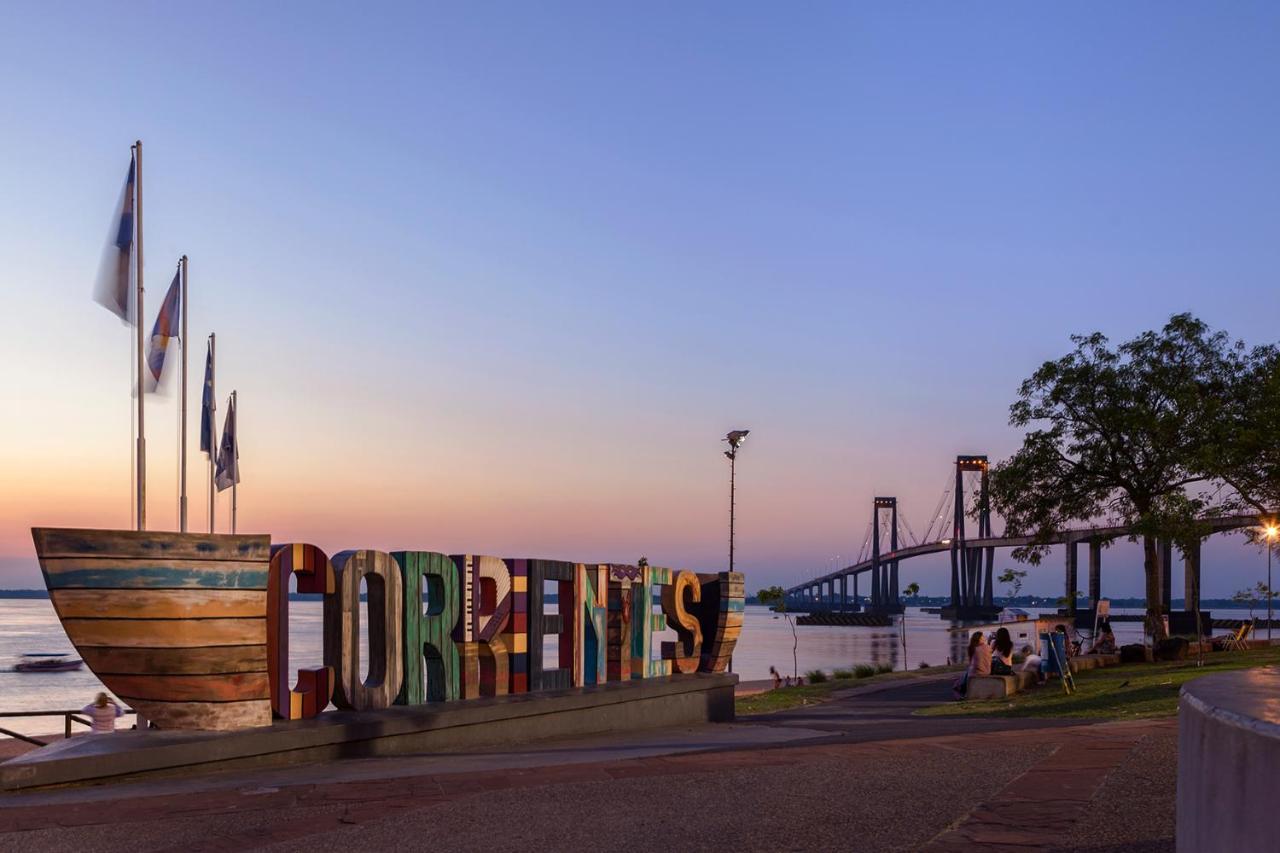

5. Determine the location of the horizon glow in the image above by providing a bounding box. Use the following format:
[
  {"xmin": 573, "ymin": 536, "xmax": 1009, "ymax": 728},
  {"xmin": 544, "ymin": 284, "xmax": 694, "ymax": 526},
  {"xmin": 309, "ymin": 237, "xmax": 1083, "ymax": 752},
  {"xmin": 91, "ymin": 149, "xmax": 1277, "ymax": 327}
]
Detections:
[{"xmin": 1, "ymin": 4, "xmax": 1278, "ymax": 598}]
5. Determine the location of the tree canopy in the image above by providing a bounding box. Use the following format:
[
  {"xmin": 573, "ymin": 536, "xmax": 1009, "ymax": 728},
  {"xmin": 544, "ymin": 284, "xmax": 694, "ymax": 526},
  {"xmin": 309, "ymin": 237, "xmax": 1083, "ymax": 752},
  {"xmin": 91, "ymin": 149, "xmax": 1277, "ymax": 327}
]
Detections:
[
  {"xmin": 990, "ymin": 314, "xmax": 1269, "ymax": 637},
  {"xmin": 1203, "ymin": 344, "xmax": 1280, "ymax": 524}
]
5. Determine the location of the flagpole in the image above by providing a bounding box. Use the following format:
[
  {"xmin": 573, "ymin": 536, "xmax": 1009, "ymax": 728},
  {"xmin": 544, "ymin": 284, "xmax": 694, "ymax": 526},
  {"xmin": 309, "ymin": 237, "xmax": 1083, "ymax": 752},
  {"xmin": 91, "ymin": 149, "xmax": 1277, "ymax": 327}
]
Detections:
[
  {"xmin": 230, "ymin": 390, "xmax": 237, "ymax": 535},
  {"xmin": 134, "ymin": 140, "xmax": 146, "ymax": 532},
  {"xmin": 209, "ymin": 333, "xmax": 216, "ymax": 534},
  {"xmin": 179, "ymin": 255, "xmax": 189, "ymax": 533}
]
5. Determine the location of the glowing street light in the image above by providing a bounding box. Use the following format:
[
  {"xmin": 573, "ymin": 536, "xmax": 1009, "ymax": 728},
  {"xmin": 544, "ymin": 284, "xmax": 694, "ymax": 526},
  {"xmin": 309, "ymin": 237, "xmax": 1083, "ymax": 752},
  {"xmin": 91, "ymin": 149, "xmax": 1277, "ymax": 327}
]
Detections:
[
  {"xmin": 723, "ymin": 429, "xmax": 749, "ymax": 573},
  {"xmin": 1266, "ymin": 523, "xmax": 1279, "ymax": 643}
]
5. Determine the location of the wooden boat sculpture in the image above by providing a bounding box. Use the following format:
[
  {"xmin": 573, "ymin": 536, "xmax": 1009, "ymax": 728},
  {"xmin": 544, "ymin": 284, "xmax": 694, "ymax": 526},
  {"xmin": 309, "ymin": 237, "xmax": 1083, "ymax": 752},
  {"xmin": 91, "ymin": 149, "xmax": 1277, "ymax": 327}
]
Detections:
[{"xmin": 32, "ymin": 527, "xmax": 272, "ymax": 731}]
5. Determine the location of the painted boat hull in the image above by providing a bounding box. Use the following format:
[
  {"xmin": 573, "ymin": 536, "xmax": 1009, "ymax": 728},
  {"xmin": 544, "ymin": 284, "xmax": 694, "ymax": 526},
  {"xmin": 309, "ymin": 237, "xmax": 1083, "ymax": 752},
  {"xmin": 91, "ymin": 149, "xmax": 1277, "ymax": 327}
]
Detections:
[{"xmin": 32, "ymin": 527, "xmax": 273, "ymax": 731}]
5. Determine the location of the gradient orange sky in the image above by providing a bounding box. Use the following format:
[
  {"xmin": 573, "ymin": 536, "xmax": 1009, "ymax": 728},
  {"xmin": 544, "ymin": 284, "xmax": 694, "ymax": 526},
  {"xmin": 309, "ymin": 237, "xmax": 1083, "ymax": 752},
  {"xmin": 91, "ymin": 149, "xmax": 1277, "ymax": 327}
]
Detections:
[{"xmin": 2, "ymin": 5, "xmax": 1277, "ymax": 596}]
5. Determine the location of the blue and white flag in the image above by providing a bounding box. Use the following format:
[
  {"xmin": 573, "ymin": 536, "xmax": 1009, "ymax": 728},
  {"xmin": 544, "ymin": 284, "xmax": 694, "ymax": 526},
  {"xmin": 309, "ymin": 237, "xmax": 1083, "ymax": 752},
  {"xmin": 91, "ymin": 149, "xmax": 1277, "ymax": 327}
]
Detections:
[
  {"xmin": 93, "ymin": 156, "xmax": 136, "ymax": 322},
  {"xmin": 215, "ymin": 393, "xmax": 239, "ymax": 492},
  {"xmin": 200, "ymin": 339, "xmax": 215, "ymax": 455},
  {"xmin": 144, "ymin": 269, "xmax": 181, "ymax": 391}
]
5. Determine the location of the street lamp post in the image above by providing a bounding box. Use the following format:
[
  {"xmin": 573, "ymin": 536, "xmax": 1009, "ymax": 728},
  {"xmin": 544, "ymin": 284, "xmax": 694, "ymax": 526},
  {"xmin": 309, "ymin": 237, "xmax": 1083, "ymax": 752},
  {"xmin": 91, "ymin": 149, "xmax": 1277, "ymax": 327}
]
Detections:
[
  {"xmin": 1267, "ymin": 525, "xmax": 1278, "ymax": 644},
  {"xmin": 724, "ymin": 430, "xmax": 749, "ymax": 573}
]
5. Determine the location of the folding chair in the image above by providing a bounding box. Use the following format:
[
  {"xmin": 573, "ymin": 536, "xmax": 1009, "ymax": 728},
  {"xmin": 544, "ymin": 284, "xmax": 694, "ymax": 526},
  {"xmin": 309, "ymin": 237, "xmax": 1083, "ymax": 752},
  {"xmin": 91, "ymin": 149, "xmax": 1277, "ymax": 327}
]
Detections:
[{"xmin": 1223, "ymin": 619, "xmax": 1255, "ymax": 652}]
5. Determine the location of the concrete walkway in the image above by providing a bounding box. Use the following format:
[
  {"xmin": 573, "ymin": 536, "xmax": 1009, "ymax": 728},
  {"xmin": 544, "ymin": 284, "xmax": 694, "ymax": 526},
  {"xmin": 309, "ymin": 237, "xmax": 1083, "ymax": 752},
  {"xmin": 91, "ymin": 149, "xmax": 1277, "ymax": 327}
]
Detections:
[{"xmin": 0, "ymin": 677, "xmax": 1177, "ymax": 852}]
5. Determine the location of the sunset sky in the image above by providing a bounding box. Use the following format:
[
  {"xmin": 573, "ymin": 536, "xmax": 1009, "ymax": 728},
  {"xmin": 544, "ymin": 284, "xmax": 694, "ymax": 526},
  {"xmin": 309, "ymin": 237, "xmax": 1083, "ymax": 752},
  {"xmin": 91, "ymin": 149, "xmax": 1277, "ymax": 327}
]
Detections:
[{"xmin": 1, "ymin": 4, "xmax": 1277, "ymax": 597}]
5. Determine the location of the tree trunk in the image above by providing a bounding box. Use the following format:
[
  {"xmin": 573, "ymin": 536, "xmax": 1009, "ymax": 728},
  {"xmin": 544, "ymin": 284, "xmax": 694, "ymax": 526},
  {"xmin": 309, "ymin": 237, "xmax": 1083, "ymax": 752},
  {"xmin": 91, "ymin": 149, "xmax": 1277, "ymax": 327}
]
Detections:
[{"xmin": 1143, "ymin": 535, "xmax": 1168, "ymax": 641}]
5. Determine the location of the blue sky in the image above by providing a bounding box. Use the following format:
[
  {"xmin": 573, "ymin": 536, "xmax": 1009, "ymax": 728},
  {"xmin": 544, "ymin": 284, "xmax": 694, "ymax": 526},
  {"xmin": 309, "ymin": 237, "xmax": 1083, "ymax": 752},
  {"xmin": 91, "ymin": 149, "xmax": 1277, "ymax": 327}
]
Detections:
[{"xmin": 0, "ymin": 3, "xmax": 1277, "ymax": 597}]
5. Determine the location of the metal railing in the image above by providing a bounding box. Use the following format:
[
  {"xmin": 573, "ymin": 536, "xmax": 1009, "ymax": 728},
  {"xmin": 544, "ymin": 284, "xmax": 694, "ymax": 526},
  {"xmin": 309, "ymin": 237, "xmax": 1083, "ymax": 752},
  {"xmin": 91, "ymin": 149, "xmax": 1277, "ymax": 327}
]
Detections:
[{"xmin": 0, "ymin": 708, "xmax": 136, "ymax": 747}]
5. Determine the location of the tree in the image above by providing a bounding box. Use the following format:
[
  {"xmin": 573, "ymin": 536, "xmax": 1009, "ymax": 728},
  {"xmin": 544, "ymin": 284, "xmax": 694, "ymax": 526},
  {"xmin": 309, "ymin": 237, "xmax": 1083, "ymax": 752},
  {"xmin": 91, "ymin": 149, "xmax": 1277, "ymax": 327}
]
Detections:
[
  {"xmin": 990, "ymin": 314, "xmax": 1242, "ymax": 640},
  {"xmin": 1201, "ymin": 344, "xmax": 1280, "ymax": 526},
  {"xmin": 900, "ymin": 583, "xmax": 920, "ymax": 671},
  {"xmin": 998, "ymin": 568, "xmax": 1027, "ymax": 600},
  {"xmin": 756, "ymin": 586, "xmax": 786, "ymax": 609}
]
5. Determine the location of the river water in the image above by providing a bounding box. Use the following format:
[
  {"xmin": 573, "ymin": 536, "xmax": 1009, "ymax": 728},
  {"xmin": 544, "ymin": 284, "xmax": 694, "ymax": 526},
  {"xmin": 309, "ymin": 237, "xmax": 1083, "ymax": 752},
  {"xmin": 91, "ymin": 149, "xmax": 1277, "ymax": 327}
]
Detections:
[{"xmin": 0, "ymin": 600, "xmax": 1240, "ymax": 737}]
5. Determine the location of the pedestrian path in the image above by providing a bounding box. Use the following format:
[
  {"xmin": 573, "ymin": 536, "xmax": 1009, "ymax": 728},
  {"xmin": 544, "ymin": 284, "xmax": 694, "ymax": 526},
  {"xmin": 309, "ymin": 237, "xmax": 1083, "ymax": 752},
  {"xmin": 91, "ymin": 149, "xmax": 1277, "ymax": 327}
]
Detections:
[{"xmin": 0, "ymin": 678, "xmax": 1177, "ymax": 851}]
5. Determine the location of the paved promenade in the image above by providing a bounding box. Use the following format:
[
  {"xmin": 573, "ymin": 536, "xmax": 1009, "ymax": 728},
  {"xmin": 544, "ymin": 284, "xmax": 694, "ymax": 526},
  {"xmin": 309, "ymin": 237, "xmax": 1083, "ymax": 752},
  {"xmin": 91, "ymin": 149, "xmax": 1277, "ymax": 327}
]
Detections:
[{"xmin": 0, "ymin": 677, "xmax": 1176, "ymax": 852}]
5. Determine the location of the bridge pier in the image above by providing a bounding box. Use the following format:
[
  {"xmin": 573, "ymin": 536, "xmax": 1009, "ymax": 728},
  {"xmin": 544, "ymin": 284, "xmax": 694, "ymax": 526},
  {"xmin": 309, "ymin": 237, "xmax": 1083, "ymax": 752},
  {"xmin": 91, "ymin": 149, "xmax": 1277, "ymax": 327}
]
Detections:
[{"xmin": 1089, "ymin": 539, "xmax": 1102, "ymax": 610}]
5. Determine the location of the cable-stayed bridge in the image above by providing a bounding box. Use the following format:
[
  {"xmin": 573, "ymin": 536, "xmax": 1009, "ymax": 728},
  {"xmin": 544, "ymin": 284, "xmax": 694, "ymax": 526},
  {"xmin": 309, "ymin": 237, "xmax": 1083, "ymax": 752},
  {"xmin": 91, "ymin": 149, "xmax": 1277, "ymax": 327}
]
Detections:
[{"xmin": 785, "ymin": 454, "xmax": 1267, "ymax": 624}]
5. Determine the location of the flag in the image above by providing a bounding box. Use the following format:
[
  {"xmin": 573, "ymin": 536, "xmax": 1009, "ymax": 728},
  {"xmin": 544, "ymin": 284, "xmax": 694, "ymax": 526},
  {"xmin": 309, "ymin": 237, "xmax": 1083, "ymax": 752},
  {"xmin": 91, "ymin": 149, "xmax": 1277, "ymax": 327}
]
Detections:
[
  {"xmin": 144, "ymin": 269, "xmax": 181, "ymax": 391},
  {"xmin": 215, "ymin": 394, "xmax": 239, "ymax": 492},
  {"xmin": 93, "ymin": 156, "xmax": 136, "ymax": 321},
  {"xmin": 200, "ymin": 340, "xmax": 215, "ymax": 455}
]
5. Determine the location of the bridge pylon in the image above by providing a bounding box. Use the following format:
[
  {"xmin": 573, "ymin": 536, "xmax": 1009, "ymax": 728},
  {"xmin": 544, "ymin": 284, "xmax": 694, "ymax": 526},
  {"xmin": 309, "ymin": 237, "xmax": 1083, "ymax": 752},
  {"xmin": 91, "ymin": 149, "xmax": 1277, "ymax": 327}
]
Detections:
[
  {"xmin": 941, "ymin": 455, "xmax": 1002, "ymax": 621},
  {"xmin": 867, "ymin": 496, "xmax": 904, "ymax": 614}
]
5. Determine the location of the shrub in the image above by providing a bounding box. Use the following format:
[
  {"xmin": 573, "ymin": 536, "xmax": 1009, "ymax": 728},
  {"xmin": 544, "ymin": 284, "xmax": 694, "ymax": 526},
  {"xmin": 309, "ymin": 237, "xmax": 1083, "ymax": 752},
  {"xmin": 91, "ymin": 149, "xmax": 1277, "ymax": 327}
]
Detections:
[
  {"xmin": 833, "ymin": 668, "xmax": 854, "ymax": 680},
  {"xmin": 854, "ymin": 664, "xmax": 876, "ymax": 678},
  {"xmin": 805, "ymin": 669, "xmax": 828, "ymax": 683},
  {"xmin": 918, "ymin": 661, "xmax": 930, "ymax": 669},
  {"xmin": 875, "ymin": 663, "xmax": 894, "ymax": 674}
]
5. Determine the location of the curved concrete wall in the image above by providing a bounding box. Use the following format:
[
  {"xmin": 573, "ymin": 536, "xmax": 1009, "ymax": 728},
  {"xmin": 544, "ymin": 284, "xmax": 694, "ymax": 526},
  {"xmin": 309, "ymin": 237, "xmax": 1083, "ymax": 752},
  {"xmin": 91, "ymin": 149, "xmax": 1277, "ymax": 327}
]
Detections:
[{"xmin": 1177, "ymin": 667, "xmax": 1280, "ymax": 852}]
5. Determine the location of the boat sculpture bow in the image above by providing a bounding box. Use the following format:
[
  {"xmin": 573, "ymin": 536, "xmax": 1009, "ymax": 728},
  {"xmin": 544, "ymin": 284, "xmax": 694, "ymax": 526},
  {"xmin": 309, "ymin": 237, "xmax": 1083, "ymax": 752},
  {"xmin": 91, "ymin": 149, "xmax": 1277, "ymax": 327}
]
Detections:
[{"xmin": 32, "ymin": 527, "xmax": 272, "ymax": 731}]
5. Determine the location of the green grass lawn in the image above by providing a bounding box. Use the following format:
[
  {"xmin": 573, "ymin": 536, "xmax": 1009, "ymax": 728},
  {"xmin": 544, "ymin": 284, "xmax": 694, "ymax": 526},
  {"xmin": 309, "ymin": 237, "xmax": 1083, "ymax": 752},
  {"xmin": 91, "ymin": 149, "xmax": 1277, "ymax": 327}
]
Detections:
[
  {"xmin": 736, "ymin": 666, "xmax": 959, "ymax": 715},
  {"xmin": 915, "ymin": 646, "xmax": 1280, "ymax": 720}
]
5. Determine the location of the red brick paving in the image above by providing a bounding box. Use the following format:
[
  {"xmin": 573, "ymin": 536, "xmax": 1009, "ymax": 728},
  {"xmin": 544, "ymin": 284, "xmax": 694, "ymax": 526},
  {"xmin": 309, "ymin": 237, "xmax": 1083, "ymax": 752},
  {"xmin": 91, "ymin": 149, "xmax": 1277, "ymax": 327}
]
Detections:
[
  {"xmin": 0, "ymin": 718, "xmax": 1176, "ymax": 851},
  {"xmin": 920, "ymin": 720, "xmax": 1174, "ymax": 851}
]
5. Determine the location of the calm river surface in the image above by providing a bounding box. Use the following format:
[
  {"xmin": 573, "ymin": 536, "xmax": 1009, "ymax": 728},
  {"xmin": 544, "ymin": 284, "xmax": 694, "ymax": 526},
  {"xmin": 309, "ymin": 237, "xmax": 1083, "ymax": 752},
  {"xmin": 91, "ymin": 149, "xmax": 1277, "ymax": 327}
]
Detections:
[{"xmin": 0, "ymin": 600, "xmax": 1237, "ymax": 736}]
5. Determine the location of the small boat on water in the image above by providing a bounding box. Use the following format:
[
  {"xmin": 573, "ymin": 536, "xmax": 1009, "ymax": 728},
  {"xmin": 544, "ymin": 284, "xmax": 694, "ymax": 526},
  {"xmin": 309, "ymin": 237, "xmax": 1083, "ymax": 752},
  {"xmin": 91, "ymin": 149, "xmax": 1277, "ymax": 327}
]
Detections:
[
  {"xmin": 31, "ymin": 527, "xmax": 273, "ymax": 731},
  {"xmin": 14, "ymin": 653, "xmax": 83, "ymax": 673}
]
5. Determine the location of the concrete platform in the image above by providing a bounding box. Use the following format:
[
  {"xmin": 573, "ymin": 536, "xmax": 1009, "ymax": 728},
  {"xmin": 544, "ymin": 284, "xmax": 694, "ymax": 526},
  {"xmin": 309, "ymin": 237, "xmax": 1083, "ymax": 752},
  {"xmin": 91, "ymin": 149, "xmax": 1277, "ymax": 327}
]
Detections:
[
  {"xmin": 1177, "ymin": 666, "xmax": 1280, "ymax": 852},
  {"xmin": 1, "ymin": 673, "xmax": 735, "ymax": 791}
]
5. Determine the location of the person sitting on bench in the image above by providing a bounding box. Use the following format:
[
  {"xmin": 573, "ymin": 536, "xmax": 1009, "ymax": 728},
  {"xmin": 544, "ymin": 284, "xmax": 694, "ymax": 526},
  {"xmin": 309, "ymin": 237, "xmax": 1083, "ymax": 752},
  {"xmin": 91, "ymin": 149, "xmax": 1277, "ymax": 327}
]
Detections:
[
  {"xmin": 1091, "ymin": 620, "xmax": 1117, "ymax": 654},
  {"xmin": 953, "ymin": 631, "xmax": 991, "ymax": 699},
  {"xmin": 991, "ymin": 627, "xmax": 1015, "ymax": 675}
]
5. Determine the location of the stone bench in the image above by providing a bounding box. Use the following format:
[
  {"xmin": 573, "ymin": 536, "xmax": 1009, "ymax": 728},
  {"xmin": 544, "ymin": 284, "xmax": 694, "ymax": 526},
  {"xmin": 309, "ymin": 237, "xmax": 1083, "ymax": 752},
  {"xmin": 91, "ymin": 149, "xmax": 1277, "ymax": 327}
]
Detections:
[
  {"xmin": 966, "ymin": 669, "xmax": 1039, "ymax": 699},
  {"xmin": 965, "ymin": 654, "xmax": 1121, "ymax": 700}
]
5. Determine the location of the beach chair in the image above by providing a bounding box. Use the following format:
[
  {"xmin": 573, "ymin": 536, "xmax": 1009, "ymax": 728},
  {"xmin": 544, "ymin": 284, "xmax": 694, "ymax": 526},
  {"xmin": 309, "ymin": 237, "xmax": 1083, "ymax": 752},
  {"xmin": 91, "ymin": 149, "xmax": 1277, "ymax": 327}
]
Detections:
[
  {"xmin": 1039, "ymin": 632, "xmax": 1075, "ymax": 695},
  {"xmin": 1222, "ymin": 619, "xmax": 1255, "ymax": 652}
]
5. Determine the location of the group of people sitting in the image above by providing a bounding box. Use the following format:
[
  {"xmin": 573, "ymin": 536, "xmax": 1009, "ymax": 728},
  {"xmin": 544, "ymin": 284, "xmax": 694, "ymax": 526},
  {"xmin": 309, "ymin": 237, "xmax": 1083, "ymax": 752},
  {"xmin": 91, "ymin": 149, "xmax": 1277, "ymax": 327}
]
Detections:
[{"xmin": 952, "ymin": 620, "xmax": 1116, "ymax": 699}]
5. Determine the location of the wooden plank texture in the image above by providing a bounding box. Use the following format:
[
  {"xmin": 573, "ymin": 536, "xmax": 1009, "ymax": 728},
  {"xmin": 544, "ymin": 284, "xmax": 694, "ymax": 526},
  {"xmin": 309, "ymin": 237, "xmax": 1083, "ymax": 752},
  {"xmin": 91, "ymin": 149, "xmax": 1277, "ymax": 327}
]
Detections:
[
  {"xmin": 267, "ymin": 543, "xmax": 334, "ymax": 719},
  {"xmin": 41, "ymin": 558, "xmax": 269, "ymax": 590},
  {"xmin": 660, "ymin": 570, "xmax": 703, "ymax": 674},
  {"xmin": 78, "ymin": 645, "xmax": 267, "ymax": 675},
  {"xmin": 33, "ymin": 527, "xmax": 271, "ymax": 561},
  {"xmin": 103, "ymin": 673, "xmax": 270, "ymax": 702},
  {"xmin": 325, "ymin": 549, "xmax": 405, "ymax": 711},
  {"xmin": 61, "ymin": 617, "xmax": 265, "ymax": 649},
  {"xmin": 51, "ymin": 589, "xmax": 264, "ymax": 619},
  {"xmin": 393, "ymin": 550, "xmax": 461, "ymax": 705},
  {"xmin": 109, "ymin": 698, "xmax": 271, "ymax": 732}
]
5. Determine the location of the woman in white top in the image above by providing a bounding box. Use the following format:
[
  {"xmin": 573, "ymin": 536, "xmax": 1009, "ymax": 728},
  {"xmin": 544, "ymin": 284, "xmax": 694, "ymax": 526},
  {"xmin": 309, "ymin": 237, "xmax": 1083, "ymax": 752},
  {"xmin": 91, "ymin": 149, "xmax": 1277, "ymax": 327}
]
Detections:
[{"xmin": 81, "ymin": 692, "xmax": 125, "ymax": 734}]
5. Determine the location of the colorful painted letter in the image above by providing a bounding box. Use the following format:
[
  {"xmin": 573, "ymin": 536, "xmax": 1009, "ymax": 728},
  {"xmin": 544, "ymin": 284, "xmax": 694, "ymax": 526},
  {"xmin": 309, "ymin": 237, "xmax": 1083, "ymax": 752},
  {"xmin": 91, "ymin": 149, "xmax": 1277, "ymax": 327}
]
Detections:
[
  {"xmin": 267, "ymin": 543, "xmax": 336, "ymax": 719},
  {"xmin": 393, "ymin": 550, "xmax": 461, "ymax": 704},
  {"xmin": 324, "ymin": 549, "xmax": 405, "ymax": 711}
]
